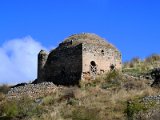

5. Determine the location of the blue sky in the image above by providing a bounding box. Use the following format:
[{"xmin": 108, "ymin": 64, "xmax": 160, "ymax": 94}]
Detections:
[{"xmin": 0, "ymin": 0, "xmax": 160, "ymax": 84}]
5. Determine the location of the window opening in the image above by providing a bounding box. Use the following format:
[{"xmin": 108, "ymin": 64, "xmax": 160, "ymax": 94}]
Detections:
[
  {"xmin": 101, "ymin": 50, "xmax": 104, "ymax": 55},
  {"xmin": 110, "ymin": 64, "xmax": 115, "ymax": 71}
]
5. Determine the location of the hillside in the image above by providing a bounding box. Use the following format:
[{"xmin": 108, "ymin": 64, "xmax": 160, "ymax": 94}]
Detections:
[
  {"xmin": 123, "ymin": 54, "xmax": 160, "ymax": 77},
  {"xmin": 0, "ymin": 54, "xmax": 160, "ymax": 120}
]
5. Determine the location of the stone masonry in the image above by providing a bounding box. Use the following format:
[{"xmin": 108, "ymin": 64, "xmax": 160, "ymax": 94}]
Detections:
[{"xmin": 37, "ymin": 33, "xmax": 122, "ymax": 85}]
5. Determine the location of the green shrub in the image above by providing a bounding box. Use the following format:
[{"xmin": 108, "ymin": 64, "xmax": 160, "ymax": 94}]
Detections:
[
  {"xmin": 2, "ymin": 101, "xmax": 18, "ymax": 117},
  {"xmin": 43, "ymin": 96, "xmax": 55, "ymax": 105},
  {"xmin": 104, "ymin": 70, "xmax": 122, "ymax": 81},
  {"xmin": 18, "ymin": 97, "xmax": 44, "ymax": 117},
  {"xmin": 0, "ymin": 85, "xmax": 10, "ymax": 94},
  {"xmin": 101, "ymin": 70, "xmax": 122, "ymax": 89},
  {"xmin": 67, "ymin": 98, "xmax": 78, "ymax": 105},
  {"xmin": 0, "ymin": 96, "xmax": 44, "ymax": 119},
  {"xmin": 124, "ymin": 98, "xmax": 156, "ymax": 120}
]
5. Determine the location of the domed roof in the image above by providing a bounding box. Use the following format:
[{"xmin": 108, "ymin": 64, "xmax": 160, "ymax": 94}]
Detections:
[
  {"xmin": 49, "ymin": 33, "xmax": 119, "ymax": 57},
  {"xmin": 63, "ymin": 33, "xmax": 108, "ymax": 45}
]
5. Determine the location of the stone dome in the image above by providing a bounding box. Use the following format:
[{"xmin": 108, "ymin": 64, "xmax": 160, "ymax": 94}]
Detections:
[{"xmin": 63, "ymin": 33, "xmax": 108, "ymax": 45}]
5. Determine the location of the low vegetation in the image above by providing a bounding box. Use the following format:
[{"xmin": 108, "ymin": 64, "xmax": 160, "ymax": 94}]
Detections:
[
  {"xmin": 0, "ymin": 84, "xmax": 10, "ymax": 94},
  {"xmin": 123, "ymin": 54, "xmax": 160, "ymax": 77},
  {"xmin": 0, "ymin": 54, "xmax": 160, "ymax": 120}
]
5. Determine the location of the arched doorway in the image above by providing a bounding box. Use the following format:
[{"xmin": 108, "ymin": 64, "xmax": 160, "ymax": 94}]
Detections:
[{"xmin": 90, "ymin": 61, "xmax": 97, "ymax": 79}]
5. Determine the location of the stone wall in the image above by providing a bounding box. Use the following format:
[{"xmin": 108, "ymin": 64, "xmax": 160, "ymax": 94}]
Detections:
[
  {"xmin": 37, "ymin": 50, "xmax": 48, "ymax": 83},
  {"xmin": 82, "ymin": 43, "xmax": 122, "ymax": 80},
  {"xmin": 7, "ymin": 82, "xmax": 61, "ymax": 99},
  {"xmin": 42, "ymin": 44, "xmax": 83, "ymax": 85}
]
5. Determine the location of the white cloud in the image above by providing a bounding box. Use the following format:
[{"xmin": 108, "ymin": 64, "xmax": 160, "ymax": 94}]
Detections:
[{"xmin": 0, "ymin": 36, "xmax": 48, "ymax": 85}]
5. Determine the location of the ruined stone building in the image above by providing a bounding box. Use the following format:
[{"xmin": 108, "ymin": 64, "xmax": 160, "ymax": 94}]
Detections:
[{"xmin": 37, "ymin": 33, "xmax": 122, "ymax": 85}]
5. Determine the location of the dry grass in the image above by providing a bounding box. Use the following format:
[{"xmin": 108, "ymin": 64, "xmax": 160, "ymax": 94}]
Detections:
[
  {"xmin": 1, "ymin": 81, "xmax": 159, "ymax": 120},
  {"xmin": 1, "ymin": 66, "xmax": 160, "ymax": 119},
  {"xmin": 123, "ymin": 54, "xmax": 160, "ymax": 77}
]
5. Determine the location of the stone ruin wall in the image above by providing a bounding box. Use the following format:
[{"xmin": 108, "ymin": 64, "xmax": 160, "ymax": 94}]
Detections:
[
  {"xmin": 82, "ymin": 43, "xmax": 122, "ymax": 80},
  {"xmin": 37, "ymin": 50, "xmax": 48, "ymax": 83},
  {"xmin": 37, "ymin": 34, "xmax": 122, "ymax": 85},
  {"xmin": 43, "ymin": 44, "xmax": 83, "ymax": 85}
]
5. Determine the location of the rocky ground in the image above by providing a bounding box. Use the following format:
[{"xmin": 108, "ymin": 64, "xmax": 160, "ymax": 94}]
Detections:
[{"xmin": 7, "ymin": 82, "xmax": 61, "ymax": 99}]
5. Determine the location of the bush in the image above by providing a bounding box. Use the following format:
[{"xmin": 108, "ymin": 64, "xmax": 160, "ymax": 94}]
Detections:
[
  {"xmin": 43, "ymin": 96, "xmax": 55, "ymax": 105},
  {"xmin": 67, "ymin": 98, "xmax": 78, "ymax": 105},
  {"xmin": 0, "ymin": 85, "xmax": 10, "ymax": 94},
  {"xmin": 18, "ymin": 97, "xmax": 45, "ymax": 117},
  {"xmin": 104, "ymin": 70, "xmax": 122, "ymax": 81},
  {"xmin": 101, "ymin": 70, "xmax": 122, "ymax": 89},
  {"xmin": 0, "ymin": 96, "xmax": 44, "ymax": 119},
  {"xmin": 80, "ymin": 70, "xmax": 122, "ymax": 89},
  {"xmin": 2, "ymin": 101, "xmax": 18, "ymax": 117},
  {"xmin": 124, "ymin": 98, "xmax": 156, "ymax": 120}
]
